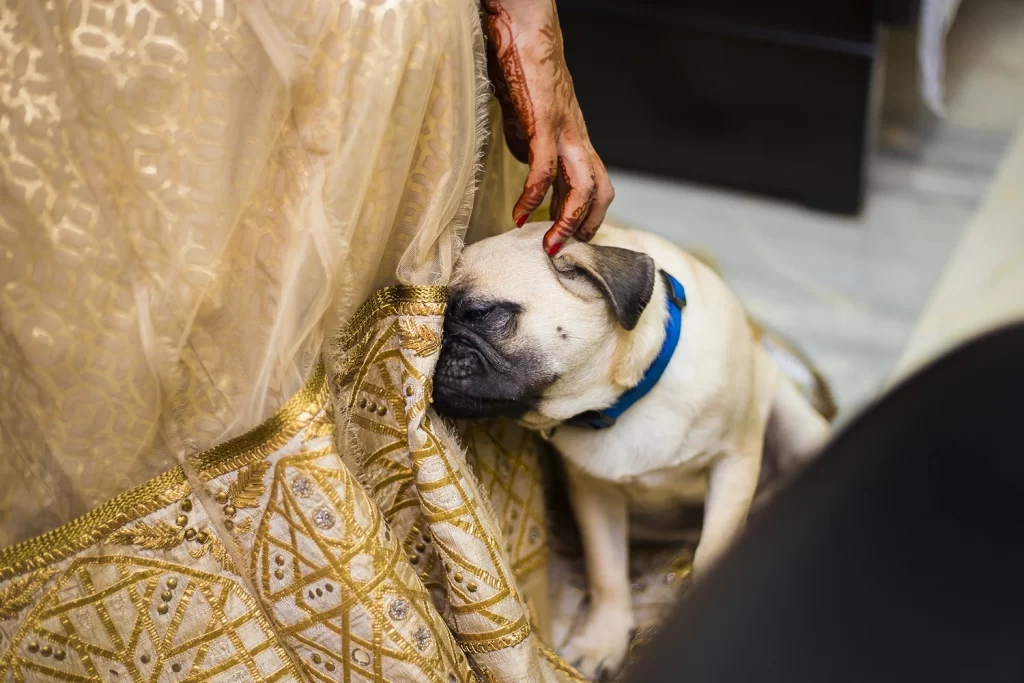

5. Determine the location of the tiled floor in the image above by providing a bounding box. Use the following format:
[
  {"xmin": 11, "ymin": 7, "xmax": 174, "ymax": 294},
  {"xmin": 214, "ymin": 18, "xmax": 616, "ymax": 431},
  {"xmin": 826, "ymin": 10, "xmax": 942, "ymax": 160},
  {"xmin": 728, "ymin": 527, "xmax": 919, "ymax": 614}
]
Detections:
[{"xmin": 606, "ymin": 0, "xmax": 1024, "ymax": 422}]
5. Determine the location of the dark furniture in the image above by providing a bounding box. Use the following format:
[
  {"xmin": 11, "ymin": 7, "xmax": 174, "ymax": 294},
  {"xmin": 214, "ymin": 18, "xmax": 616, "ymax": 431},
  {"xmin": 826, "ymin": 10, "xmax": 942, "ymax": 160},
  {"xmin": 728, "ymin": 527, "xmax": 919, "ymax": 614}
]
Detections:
[
  {"xmin": 558, "ymin": 1, "xmax": 919, "ymax": 215},
  {"xmin": 627, "ymin": 322, "xmax": 1024, "ymax": 682}
]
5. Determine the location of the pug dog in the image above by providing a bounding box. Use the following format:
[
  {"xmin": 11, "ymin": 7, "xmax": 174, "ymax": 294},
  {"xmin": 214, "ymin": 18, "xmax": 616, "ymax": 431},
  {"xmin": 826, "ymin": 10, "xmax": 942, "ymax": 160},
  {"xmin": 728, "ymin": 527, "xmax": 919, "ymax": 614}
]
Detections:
[{"xmin": 433, "ymin": 222, "xmax": 831, "ymax": 679}]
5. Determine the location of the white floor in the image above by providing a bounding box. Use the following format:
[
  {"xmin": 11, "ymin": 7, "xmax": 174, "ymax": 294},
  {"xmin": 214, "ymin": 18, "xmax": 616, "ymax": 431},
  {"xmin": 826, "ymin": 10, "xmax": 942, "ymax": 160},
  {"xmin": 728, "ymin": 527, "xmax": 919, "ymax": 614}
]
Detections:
[{"xmin": 607, "ymin": 0, "xmax": 1024, "ymax": 421}]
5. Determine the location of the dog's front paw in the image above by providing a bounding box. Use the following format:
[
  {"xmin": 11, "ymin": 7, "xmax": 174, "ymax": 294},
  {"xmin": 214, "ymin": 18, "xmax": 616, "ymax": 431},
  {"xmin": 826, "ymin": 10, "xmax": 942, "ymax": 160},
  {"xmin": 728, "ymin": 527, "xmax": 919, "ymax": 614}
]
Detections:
[{"xmin": 560, "ymin": 607, "xmax": 636, "ymax": 681}]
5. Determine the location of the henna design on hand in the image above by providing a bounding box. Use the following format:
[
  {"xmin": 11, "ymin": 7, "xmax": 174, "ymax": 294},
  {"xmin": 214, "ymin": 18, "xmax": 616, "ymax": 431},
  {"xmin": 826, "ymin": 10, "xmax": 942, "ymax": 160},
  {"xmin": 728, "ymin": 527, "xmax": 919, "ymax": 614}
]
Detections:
[
  {"xmin": 484, "ymin": 1, "xmax": 534, "ymax": 164},
  {"xmin": 537, "ymin": 10, "xmax": 573, "ymax": 105},
  {"xmin": 483, "ymin": 0, "xmax": 614, "ymax": 248}
]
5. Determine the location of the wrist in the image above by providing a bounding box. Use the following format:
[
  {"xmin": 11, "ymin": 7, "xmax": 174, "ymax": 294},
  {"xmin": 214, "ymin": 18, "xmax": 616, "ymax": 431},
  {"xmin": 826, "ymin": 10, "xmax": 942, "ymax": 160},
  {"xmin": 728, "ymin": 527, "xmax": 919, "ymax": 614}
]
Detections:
[{"xmin": 483, "ymin": 0, "xmax": 555, "ymax": 39}]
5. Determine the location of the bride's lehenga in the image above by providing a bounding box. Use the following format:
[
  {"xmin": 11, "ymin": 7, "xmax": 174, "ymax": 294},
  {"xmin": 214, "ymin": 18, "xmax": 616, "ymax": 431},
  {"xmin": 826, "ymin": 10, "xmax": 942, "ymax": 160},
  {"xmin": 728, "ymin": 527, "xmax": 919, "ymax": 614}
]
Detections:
[{"xmin": 0, "ymin": 2, "xmax": 834, "ymax": 680}]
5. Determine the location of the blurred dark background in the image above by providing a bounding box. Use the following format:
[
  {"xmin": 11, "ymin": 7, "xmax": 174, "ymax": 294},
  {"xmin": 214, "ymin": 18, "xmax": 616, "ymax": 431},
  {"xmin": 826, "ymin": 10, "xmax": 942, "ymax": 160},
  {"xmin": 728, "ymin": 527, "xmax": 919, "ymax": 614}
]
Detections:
[{"xmin": 559, "ymin": 0, "xmax": 920, "ymax": 215}]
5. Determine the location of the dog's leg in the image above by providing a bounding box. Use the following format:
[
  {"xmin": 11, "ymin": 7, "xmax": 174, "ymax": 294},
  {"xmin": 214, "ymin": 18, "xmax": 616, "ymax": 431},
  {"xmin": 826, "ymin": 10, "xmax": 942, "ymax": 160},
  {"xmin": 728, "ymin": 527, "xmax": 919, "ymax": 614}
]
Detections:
[
  {"xmin": 560, "ymin": 464, "xmax": 636, "ymax": 681},
  {"xmin": 766, "ymin": 377, "xmax": 832, "ymax": 468},
  {"xmin": 692, "ymin": 451, "xmax": 761, "ymax": 576}
]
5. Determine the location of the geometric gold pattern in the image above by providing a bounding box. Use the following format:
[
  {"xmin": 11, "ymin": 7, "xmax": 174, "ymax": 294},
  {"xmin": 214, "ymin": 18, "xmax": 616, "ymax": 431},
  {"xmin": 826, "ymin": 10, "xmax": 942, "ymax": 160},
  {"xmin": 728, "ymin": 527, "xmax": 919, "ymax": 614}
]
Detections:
[
  {"xmin": 2, "ymin": 556, "xmax": 298, "ymax": 682},
  {"xmin": 0, "ymin": 282, "xmax": 691, "ymax": 683},
  {"xmin": 327, "ymin": 286, "xmax": 540, "ymax": 678}
]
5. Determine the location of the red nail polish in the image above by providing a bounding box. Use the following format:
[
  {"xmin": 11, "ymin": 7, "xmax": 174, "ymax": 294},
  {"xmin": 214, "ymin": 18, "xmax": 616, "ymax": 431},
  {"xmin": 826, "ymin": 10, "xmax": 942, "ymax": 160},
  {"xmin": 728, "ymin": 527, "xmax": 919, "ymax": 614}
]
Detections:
[
  {"xmin": 546, "ymin": 242, "xmax": 562, "ymax": 256},
  {"xmin": 515, "ymin": 214, "xmax": 528, "ymax": 228}
]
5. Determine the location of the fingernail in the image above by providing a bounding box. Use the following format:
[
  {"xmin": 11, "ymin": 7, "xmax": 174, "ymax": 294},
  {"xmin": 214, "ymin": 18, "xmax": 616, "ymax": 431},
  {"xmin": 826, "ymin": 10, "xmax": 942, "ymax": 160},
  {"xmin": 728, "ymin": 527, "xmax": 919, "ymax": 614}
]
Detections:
[
  {"xmin": 546, "ymin": 242, "xmax": 562, "ymax": 257},
  {"xmin": 515, "ymin": 214, "xmax": 528, "ymax": 228}
]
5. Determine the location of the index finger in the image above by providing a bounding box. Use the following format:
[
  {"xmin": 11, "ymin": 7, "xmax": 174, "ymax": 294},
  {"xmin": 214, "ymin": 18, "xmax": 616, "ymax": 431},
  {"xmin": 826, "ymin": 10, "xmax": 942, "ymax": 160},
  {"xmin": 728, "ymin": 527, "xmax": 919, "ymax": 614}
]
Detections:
[{"xmin": 543, "ymin": 155, "xmax": 596, "ymax": 255}]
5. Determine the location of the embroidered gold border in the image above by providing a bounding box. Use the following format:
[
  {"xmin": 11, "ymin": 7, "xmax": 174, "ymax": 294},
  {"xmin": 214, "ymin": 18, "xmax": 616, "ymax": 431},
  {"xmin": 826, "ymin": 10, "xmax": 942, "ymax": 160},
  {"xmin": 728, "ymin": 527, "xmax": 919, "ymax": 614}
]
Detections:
[
  {"xmin": 188, "ymin": 361, "xmax": 329, "ymax": 478},
  {"xmin": 0, "ymin": 360, "xmax": 328, "ymax": 580},
  {"xmin": 538, "ymin": 643, "xmax": 588, "ymax": 683},
  {"xmin": 0, "ymin": 286, "xmax": 446, "ymax": 580},
  {"xmin": 333, "ymin": 285, "xmax": 448, "ymax": 348},
  {"xmin": 0, "ymin": 468, "xmax": 191, "ymax": 580},
  {"xmin": 456, "ymin": 619, "xmax": 532, "ymax": 654}
]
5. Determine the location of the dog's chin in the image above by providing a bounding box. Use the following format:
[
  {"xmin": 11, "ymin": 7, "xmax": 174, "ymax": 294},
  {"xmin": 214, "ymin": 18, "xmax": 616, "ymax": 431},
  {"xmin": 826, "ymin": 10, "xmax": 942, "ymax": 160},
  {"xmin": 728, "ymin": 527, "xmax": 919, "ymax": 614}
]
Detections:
[{"xmin": 431, "ymin": 380, "xmax": 534, "ymax": 420}]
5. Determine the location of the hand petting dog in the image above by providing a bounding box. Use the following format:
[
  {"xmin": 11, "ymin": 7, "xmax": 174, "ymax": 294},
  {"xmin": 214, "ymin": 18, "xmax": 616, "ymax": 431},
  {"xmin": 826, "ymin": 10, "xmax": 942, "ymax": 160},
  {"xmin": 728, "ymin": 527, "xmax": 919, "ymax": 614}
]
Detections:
[{"xmin": 483, "ymin": 0, "xmax": 614, "ymax": 255}]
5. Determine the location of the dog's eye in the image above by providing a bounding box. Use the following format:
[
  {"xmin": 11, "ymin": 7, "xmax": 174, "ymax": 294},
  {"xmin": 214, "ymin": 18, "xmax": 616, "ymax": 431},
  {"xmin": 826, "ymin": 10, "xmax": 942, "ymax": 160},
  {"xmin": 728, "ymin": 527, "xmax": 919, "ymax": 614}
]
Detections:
[{"xmin": 462, "ymin": 305, "xmax": 495, "ymax": 323}]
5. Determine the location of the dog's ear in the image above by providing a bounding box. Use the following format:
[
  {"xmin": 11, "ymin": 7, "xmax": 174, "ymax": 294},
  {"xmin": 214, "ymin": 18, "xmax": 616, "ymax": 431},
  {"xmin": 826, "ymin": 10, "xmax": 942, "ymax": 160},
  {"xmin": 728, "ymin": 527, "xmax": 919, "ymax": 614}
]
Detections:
[{"xmin": 553, "ymin": 242, "xmax": 656, "ymax": 330}]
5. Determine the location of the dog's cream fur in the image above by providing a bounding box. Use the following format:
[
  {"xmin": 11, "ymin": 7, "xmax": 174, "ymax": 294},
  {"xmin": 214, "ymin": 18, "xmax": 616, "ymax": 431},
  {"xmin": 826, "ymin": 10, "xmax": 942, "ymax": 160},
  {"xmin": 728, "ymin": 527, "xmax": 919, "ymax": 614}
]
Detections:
[{"xmin": 443, "ymin": 222, "xmax": 831, "ymax": 678}]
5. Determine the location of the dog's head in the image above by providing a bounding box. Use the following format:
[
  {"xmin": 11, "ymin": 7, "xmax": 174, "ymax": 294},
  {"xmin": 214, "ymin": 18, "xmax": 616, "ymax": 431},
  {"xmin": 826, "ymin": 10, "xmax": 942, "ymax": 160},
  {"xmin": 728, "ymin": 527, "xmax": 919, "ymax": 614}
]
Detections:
[{"xmin": 433, "ymin": 224, "xmax": 657, "ymax": 429}]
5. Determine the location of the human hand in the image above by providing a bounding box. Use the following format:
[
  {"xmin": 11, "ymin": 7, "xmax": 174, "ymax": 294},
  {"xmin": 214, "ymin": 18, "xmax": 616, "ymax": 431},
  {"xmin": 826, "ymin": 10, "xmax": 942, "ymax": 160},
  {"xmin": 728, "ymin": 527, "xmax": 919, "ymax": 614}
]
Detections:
[{"xmin": 483, "ymin": 0, "xmax": 614, "ymax": 255}]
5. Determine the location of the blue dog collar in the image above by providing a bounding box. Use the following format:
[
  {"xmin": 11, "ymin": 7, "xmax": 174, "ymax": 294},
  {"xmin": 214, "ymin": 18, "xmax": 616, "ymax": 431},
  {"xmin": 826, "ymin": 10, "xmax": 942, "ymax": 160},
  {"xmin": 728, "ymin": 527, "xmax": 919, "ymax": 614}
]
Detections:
[{"xmin": 565, "ymin": 269, "xmax": 686, "ymax": 430}]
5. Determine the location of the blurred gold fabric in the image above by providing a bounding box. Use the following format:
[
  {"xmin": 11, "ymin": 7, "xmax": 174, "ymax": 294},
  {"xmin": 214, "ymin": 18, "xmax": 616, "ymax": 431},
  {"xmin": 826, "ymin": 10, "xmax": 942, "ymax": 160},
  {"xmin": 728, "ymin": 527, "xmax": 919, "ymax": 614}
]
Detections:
[{"xmin": 0, "ymin": 0, "xmax": 490, "ymax": 544}]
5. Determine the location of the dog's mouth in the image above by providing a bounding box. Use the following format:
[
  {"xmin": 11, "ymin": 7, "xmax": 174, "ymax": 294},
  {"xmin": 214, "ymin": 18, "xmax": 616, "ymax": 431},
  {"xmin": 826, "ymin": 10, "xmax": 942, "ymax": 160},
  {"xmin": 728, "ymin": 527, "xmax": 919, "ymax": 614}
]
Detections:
[
  {"xmin": 432, "ymin": 333, "xmax": 545, "ymax": 420},
  {"xmin": 431, "ymin": 384, "xmax": 531, "ymax": 419}
]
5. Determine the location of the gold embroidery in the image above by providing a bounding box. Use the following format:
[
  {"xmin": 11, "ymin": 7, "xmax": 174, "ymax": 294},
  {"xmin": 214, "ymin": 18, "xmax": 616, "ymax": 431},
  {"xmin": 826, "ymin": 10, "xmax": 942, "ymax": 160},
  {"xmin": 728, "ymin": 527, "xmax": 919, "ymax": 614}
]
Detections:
[
  {"xmin": 0, "ymin": 568, "xmax": 56, "ymax": 621},
  {"xmin": 241, "ymin": 446, "xmax": 467, "ymax": 683},
  {"xmin": 462, "ymin": 421, "xmax": 549, "ymax": 583},
  {"xmin": 188, "ymin": 533, "xmax": 235, "ymax": 572},
  {"xmin": 231, "ymin": 517, "xmax": 253, "ymax": 535},
  {"xmin": 0, "ymin": 557, "xmax": 299, "ymax": 681},
  {"xmin": 0, "ymin": 468, "xmax": 191, "ymax": 580},
  {"xmin": 110, "ymin": 520, "xmax": 187, "ymax": 551},
  {"xmin": 331, "ymin": 285, "xmax": 538, "ymax": 663},
  {"xmin": 332, "ymin": 286, "xmax": 448, "ymax": 350},
  {"xmin": 0, "ymin": 363, "xmax": 326, "ymax": 581},
  {"xmin": 398, "ymin": 318, "xmax": 444, "ymax": 357},
  {"xmin": 188, "ymin": 361, "xmax": 329, "ymax": 479},
  {"xmin": 301, "ymin": 407, "xmax": 336, "ymax": 443},
  {"xmin": 228, "ymin": 460, "xmax": 271, "ymax": 509},
  {"xmin": 538, "ymin": 642, "xmax": 588, "ymax": 683}
]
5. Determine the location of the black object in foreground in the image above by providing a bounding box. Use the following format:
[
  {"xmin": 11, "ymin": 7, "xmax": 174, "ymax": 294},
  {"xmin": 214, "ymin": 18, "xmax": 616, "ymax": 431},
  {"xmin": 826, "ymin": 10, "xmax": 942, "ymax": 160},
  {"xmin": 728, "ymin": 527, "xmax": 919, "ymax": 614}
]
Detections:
[{"xmin": 627, "ymin": 322, "xmax": 1024, "ymax": 682}]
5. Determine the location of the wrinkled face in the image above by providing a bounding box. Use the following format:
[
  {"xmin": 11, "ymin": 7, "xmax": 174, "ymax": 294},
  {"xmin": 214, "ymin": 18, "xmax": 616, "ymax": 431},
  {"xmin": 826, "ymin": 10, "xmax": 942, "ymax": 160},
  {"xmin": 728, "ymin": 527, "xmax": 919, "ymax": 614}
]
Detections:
[{"xmin": 432, "ymin": 224, "xmax": 655, "ymax": 428}]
